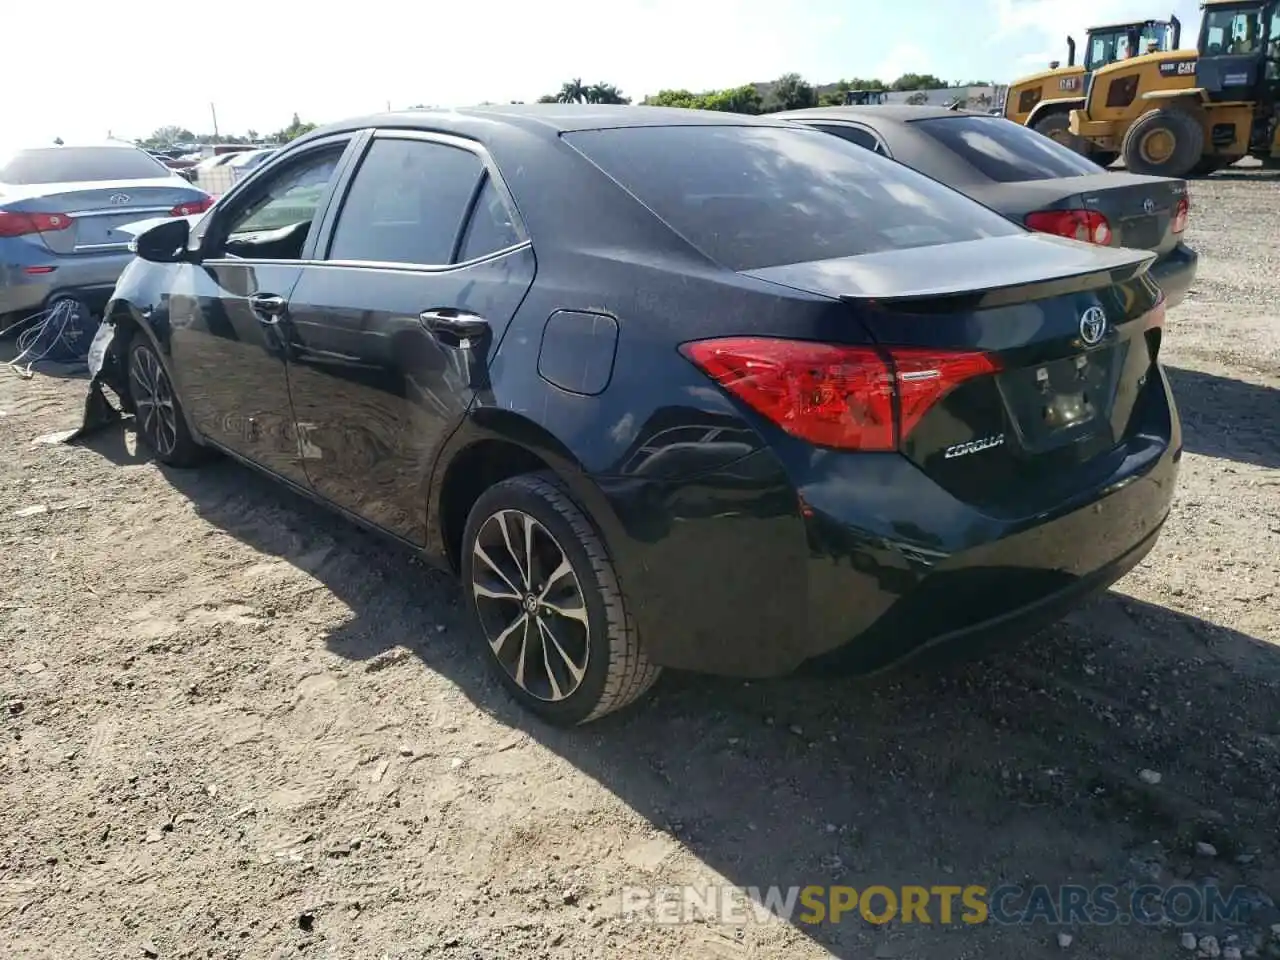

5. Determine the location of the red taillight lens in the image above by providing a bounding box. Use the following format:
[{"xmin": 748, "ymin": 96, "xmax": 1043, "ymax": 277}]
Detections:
[
  {"xmin": 170, "ymin": 195, "xmax": 215, "ymax": 217},
  {"xmin": 680, "ymin": 337, "xmax": 1000, "ymax": 451},
  {"xmin": 1171, "ymin": 195, "xmax": 1189, "ymax": 234},
  {"xmin": 0, "ymin": 210, "xmax": 74, "ymax": 238},
  {"xmin": 1025, "ymin": 209, "xmax": 1112, "ymax": 245}
]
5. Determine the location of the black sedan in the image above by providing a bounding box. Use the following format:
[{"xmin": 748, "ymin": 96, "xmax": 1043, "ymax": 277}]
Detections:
[
  {"xmin": 91, "ymin": 106, "xmax": 1181, "ymax": 726},
  {"xmin": 775, "ymin": 106, "xmax": 1198, "ymax": 307}
]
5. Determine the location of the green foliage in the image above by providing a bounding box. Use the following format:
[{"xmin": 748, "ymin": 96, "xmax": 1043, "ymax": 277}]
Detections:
[
  {"xmin": 643, "ymin": 84, "xmax": 762, "ymax": 114},
  {"xmin": 763, "ymin": 72, "xmax": 817, "ymax": 112},
  {"xmin": 273, "ymin": 113, "xmax": 318, "ymax": 142},
  {"xmin": 548, "ymin": 78, "xmax": 631, "ymax": 104},
  {"xmin": 891, "ymin": 73, "xmax": 947, "ymax": 91}
]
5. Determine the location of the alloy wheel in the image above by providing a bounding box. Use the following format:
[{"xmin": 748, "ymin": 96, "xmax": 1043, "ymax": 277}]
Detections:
[
  {"xmin": 130, "ymin": 344, "xmax": 179, "ymax": 458},
  {"xmin": 470, "ymin": 509, "xmax": 590, "ymax": 702}
]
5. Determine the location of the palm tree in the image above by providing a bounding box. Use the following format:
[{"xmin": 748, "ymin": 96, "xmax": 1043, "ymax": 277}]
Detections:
[
  {"xmin": 585, "ymin": 82, "xmax": 629, "ymax": 105},
  {"xmin": 557, "ymin": 78, "xmax": 587, "ymax": 104}
]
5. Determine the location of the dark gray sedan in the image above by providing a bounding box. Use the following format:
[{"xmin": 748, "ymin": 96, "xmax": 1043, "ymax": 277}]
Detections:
[{"xmin": 776, "ymin": 106, "xmax": 1197, "ymax": 307}]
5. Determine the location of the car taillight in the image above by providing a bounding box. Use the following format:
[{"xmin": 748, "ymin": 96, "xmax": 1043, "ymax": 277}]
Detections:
[
  {"xmin": 1025, "ymin": 209, "xmax": 1112, "ymax": 245},
  {"xmin": 1171, "ymin": 195, "xmax": 1189, "ymax": 234},
  {"xmin": 170, "ymin": 195, "xmax": 215, "ymax": 217},
  {"xmin": 0, "ymin": 210, "xmax": 74, "ymax": 238},
  {"xmin": 680, "ymin": 337, "xmax": 1000, "ymax": 451}
]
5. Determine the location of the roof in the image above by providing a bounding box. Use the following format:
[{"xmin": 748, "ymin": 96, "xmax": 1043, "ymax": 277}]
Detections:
[
  {"xmin": 1087, "ymin": 18, "xmax": 1168, "ymax": 31},
  {"xmin": 773, "ymin": 105, "xmax": 989, "ymax": 124},
  {"xmin": 301, "ymin": 103, "xmax": 794, "ymax": 146}
]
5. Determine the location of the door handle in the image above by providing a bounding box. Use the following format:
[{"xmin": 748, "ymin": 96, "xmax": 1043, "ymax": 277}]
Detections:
[
  {"xmin": 419, "ymin": 308, "xmax": 490, "ymax": 346},
  {"xmin": 249, "ymin": 293, "xmax": 287, "ymax": 322}
]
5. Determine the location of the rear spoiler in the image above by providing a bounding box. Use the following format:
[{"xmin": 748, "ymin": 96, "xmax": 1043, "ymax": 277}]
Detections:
[{"xmin": 744, "ymin": 235, "xmax": 1156, "ymax": 312}]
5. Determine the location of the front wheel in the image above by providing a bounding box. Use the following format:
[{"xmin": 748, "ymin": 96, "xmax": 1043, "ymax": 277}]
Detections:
[
  {"xmin": 1032, "ymin": 112, "xmax": 1089, "ymax": 155},
  {"xmin": 126, "ymin": 337, "xmax": 206, "ymax": 467},
  {"xmin": 1121, "ymin": 108, "xmax": 1205, "ymax": 178},
  {"xmin": 461, "ymin": 472, "xmax": 660, "ymax": 726}
]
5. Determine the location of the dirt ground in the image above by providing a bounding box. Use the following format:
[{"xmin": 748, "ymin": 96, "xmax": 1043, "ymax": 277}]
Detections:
[{"xmin": 2, "ymin": 167, "xmax": 1278, "ymax": 960}]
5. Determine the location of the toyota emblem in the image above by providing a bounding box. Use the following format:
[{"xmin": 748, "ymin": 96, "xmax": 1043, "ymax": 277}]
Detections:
[
  {"xmin": 109, "ymin": 193, "xmax": 130, "ymax": 205},
  {"xmin": 1143, "ymin": 198, "xmax": 1156, "ymax": 214},
  {"xmin": 1079, "ymin": 306, "xmax": 1107, "ymax": 346}
]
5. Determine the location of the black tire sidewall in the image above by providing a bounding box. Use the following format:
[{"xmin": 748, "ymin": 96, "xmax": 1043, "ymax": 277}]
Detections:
[
  {"xmin": 1123, "ymin": 110, "xmax": 1204, "ymax": 177},
  {"xmin": 127, "ymin": 336, "xmax": 197, "ymax": 466},
  {"xmin": 460, "ymin": 475, "xmax": 617, "ymax": 727}
]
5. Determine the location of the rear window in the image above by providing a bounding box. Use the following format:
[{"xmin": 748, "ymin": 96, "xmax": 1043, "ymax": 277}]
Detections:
[
  {"xmin": 912, "ymin": 116, "xmax": 1103, "ymax": 183},
  {"xmin": 563, "ymin": 125, "xmax": 1020, "ymax": 271},
  {"xmin": 0, "ymin": 147, "xmax": 170, "ymax": 185}
]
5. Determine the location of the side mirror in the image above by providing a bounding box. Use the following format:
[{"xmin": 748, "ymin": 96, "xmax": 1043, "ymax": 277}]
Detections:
[{"xmin": 131, "ymin": 218, "xmax": 192, "ymax": 264}]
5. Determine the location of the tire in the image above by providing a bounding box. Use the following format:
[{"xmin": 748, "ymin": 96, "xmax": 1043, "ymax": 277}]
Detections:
[
  {"xmin": 1032, "ymin": 112, "xmax": 1089, "ymax": 155},
  {"xmin": 126, "ymin": 337, "xmax": 206, "ymax": 467},
  {"xmin": 461, "ymin": 471, "xmax": 660, "ymax": 726},
  {"xmin": 1091, "ymin": 150, "xmax": 1120, "ymax": 168},
  {"xmin": 1121, "ymin": 108, "xmax": 1205, "ymax": 178}
]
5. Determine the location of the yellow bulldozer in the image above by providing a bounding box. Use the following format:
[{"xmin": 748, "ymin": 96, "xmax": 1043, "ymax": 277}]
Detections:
[
  {"xmin": 1003, "ymin": 15, "xmax": 1182, "ymax": 161},
  {"xmin": 1068, "ymin": 0, "xmax": 1280, "ymax": 176}
]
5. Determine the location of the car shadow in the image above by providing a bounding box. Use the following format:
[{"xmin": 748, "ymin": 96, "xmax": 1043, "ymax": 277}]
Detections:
[
  {"xmin": 75, "ymin": 419, "xmax": 1280, "ymax": 959},
  {"xmin": 1165, "ymin": 366, "xmax": 1279, "ymax": 469}
]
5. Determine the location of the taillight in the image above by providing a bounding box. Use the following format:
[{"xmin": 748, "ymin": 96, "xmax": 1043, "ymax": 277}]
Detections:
[
  {"xmin": 1171, "ymin": 195, "xmax": 1189, "ymax": 234},
  {"xmin": 680, "ymin": 337, "xmax": 1000, "ymax": 451},
  {"xmin": 170, "ymin": 195, "xmax": 215, "ymax": 217},
  {"xmin": 1025, "ymin": 209, "xmax": 1112, "ymax": 245},
  {"xmin": 0, "ymin": 210, "xmax": 74, "ymax": 238}
]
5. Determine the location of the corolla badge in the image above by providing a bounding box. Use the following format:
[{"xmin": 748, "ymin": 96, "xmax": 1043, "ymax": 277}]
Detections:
[
  {"xmin": 1079, "ymin": 305, "xmax": 1107, "ymax": 346},
  {"xmin": 1143, "ymin": 197, "xmax": 1156, "ymax": 214},
  {"xmin": 109, "ymin": 193, "xmax": 130, "ymax": 204}
]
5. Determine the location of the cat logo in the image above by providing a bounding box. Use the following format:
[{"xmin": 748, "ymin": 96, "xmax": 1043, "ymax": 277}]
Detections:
[
  {"xmin": 1059, "ymin": 76, "xmax": 1082, "ymax": 91},
  {"xmin": 1159, "ymin": 59, "xmax": 1197, "ymax": 77}
]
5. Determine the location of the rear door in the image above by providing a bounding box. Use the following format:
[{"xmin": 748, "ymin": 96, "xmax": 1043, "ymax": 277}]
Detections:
[
  {"xmin": 282, "ymin": 131, "xmax": 536, "ymax": 543},
  {"xmin": 167, "ymin": 135, "xmax": 360, "ymax": 483}
]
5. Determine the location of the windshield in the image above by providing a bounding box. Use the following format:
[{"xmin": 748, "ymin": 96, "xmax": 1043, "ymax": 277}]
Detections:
[
  {"xmin": 1085, "ymin": 22, "xmax": 1170, "ymax": 68},
  {"xmin": 563, "ymin": 125, "xmax": 1020, "ymax": 272},
  {"xmin": 913, "ymin": 115, "xmax": 1104, "ymax": 183},
  {"xmin": 0, "ymin": 146, "xmax": 170, "ymax": 185},
  {"xmin": 1202, "ymin": 6, "xmax": 1266, "ymax": 55}
]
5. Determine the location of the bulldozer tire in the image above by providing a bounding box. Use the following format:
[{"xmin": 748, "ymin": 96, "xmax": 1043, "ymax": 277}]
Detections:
[
  {"xmin": 1122, "ymin": 108, "xmax": 1205, "ymax": 177},
  {"xmin": 1032, "ymin": 112, "xmax": 1088, "ymax": 154}
]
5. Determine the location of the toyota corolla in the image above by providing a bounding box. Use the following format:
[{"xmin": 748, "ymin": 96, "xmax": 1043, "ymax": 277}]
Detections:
[{"xmin": 88, "ymin": 106, "xmax": 1181, "ymax": 725}]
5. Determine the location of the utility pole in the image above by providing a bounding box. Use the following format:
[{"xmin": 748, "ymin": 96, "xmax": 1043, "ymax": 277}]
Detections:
[{"xmin": 210, "ymin": 102, "xmax": 220, "ymax": 139}]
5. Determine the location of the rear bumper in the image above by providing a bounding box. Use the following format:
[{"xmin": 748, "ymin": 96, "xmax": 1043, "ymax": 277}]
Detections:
[
  {"xmin": 0, "ymin": 248, "xmax": 134, "ymax": 318},
  {"xmin": 1150, "ymin": 242, "xmax": 1197, "ymax": 309},
  {"xmin": 598, "ymin": 372, "xmax": 1180, "ymax": 678}
]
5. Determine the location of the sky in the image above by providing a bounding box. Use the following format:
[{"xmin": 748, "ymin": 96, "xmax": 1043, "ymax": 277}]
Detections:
[{"xmin": 8, "ymin": 0, "xmax": 1204, "ymax": 146}]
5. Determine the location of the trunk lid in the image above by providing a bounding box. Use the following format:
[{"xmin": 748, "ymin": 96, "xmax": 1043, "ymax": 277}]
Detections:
[
  {"xmin": 1, "ymin": 178, "xmax": 205, "ymax": 254},
  {"xmin": 969, "ymin": 172, "xmax": 1187, "ymax": 257},
  {"xmin": 745, "ymin": 233, "xmax": 1167, "ymax": 516}
]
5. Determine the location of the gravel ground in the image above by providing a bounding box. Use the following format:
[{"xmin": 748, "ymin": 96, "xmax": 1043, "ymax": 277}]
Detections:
[{"xmin": 1, "ymin": 167, "xmax": 1278, "ymax": 960}]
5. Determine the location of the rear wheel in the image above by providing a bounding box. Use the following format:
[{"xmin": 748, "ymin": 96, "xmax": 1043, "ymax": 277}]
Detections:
[
  {"xmin": 1122, "ymin": 108, "xmax": 1205, "ymax": 178},
  {"xmin": 461, "ymin": 471, "xmax": 660, "ymax": 726},
  {"xmin": 127, "ymin": 338, "xmax": 205, "ymax": 467},
  {"xmin": 1032, "ymin": 112, "xmax": 1088, "ymax": 154}
]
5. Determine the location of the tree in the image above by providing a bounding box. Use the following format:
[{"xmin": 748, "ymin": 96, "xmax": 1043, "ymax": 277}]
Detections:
[
  {"xmin": 643, "ymin": 84, "xmax": 761, "ymax": 114},
  {"xmin": 584, "ymin": 82, "xmax": 630, "ymax": 105},
  {"xmin": 147, "ymin": 125, "xmax": 196, "ymax": 146},
  {"xmin": 764, "ymin": 72, "xmax": 817, "ymax": 112},
  {"xmin": 891, "ymin": 73, "xmax": 946, "ymax": 91},
  {"xmin": 819, "ymin": 77, "xmax": 888, "ymax": 106},
  {"xmin": 536, "ymin": 93, "xmax": 559, "ymax": 103},
  {"xmin": 905, "ymin": 91, "xmax": 929, "ymax": 106},
  {"xmin": 272, "ymin": 113, "xmax": 318, "ymax": 142},
  {"xmin": 557, "ymin": 78, "xmax": 588, "ymax": 103}
]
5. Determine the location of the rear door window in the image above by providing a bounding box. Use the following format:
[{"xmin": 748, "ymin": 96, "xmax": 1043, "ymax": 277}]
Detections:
[
  {"xmin": 327, "ymin": 138, "xmax": 484, "ymax": 266},
  {"xmin": 912, "ymin": 115, "xmax": 1103, "ymax": 182},
  {"xmin": 805, "ymin": 123, "xmax": 889, "ymax": 155},
  {"xmin": 564, "ymin": 124, "xmax": 1019, "ymax": 271},
  {"xmin": 0, "ymin": 147, "xmax": 170, "ymax": 184}
]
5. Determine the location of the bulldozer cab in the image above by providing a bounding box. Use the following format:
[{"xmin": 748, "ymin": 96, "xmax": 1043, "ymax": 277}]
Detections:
[
  {"xmin": 1196, "ymin": 1, "xmax": 1280, "ymax": 102},
  {"xmin": 1082, "ymin": 18, "xmax": 1179, "ymax": 70},
  {"xmin": 844, "ymin": 90, "xmax": 889, "ymax": 106}
]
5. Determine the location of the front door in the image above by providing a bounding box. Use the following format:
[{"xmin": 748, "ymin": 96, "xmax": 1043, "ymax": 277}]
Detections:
[
  {"xmin": 281, "ymin": 132, "xmax": 536, "ymax": 542},
  {"xmin": 167, "ymin": 137, "xmax": 357, "ymax": 484}
]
